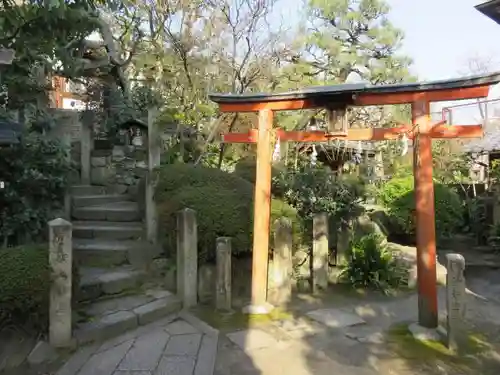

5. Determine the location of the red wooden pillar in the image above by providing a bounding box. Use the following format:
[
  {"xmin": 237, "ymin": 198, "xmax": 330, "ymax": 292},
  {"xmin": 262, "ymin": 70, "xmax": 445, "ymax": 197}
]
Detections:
[
  {"xmin": 412, "ymin": 99, "xmax": 438, "ymax": 328},
  {"xmin": 249, "ymin": 109, "xmax": 273, "ymax": 311}
]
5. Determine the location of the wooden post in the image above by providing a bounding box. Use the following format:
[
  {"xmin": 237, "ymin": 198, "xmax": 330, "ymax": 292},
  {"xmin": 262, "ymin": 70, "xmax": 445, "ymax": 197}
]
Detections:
[
  {"xmin": 312, "ymin": 212, "xmax": 329, "ymax": 292},
  {"xmin": 216, "ymin": 237, "xmax": 232, "ymax": 311},
  {"xmin": 246, "ymin": 109, "xmax": 273, "ymax": 314},
  {"xmin": 48, "ymin": 218, "xmax": 73, "ymax": 348},
  {"xmin": 446, "ymin": 253, "xmax": 466, "ymax": 352},
  {"xmin": 146, "ymin": 108, "xmax": 160, "ymax": 243},
  {"xmin": 177, "ymin": 208, "xmax": 198, "ymax": 308},
  {"xmin": 412, "ymin": 100, "xmax": 438, "ymax": 328}
]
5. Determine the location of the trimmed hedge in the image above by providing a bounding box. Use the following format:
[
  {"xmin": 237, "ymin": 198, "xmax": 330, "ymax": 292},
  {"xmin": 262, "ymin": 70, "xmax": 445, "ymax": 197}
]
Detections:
[
  {"xmin": 0, "ymin": 244, "xmax": 79, "ymax": 332},
  {"xmin": 156, "ymin": 163, "xmax": 304, "ymax": 262},
  {"xmin": 377, "ymin": 176, "xmax": 464, "ymax": 238}
]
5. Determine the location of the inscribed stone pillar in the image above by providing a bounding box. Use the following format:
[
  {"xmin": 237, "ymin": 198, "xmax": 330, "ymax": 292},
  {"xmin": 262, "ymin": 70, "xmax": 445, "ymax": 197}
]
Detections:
[
  {"xmin": 177, "ymin": 208, "xmax": 198, "ymax": 308},
  {"xmin": 312, "ymin": 213, "xmax": 329, "ymax": 292},
  {"xmin": 48, "ymin": 218, "xmax": 73, "ymax": 348},
  {"xmin": 146, "ymin": 108, "xmax": 160, "ymax": 243},
  {"xmin": 271, "ymin": 217, "xmax": 293, "ymax": 304},
  {"xmin": 216, "ymin": 237, "xmax": 232, "ymax": 311},
  {"xmin": 80, "ymin": 110, "xmax": 93, "ymax": 185},
  {"xmin": 446, "ymin": 253, "xmax": 466, "ymax": 352}
]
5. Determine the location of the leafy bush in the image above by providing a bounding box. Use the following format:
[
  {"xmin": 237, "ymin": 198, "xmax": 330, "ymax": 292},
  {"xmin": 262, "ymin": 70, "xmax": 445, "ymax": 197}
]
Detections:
[
  {"xmin": 156, "ymin": 164, "xmax": 304, "ymax": 262},
  {"xmin": 339, "ymin": 233, "xmax": 407, "ymax": 292},
  {"xmin": 0, "ymin": 245, "xmax": 79, "ymax": 332},
  {"xmin": 0, "ymin": 133, "xmax": 73, "ymax": 246},
  {"xmin": 377, "ymin": 176, "xmax": 464, "ymax": 238},
  {"xmin": 234, "ymin": 157, "xmax": 283, "ymax": 185},
  {"xmin": 272, "ymin": 167, "xmax": 366, "ymax": 225}
]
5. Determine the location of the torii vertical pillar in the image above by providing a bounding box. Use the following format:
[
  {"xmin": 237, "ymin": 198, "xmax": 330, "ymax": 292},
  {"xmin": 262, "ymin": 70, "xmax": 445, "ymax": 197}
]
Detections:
[
  {"xmin": 412, "ymin": 99, "xmax": 438, "ymax": 328},
  {"xmin": 244, "ymin": 109, "xmax": 274, "ymax": 314}
]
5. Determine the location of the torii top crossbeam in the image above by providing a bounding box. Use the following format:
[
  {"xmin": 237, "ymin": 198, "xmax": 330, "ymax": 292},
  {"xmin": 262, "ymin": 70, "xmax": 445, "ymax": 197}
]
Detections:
[{"xmin": 208, "ymin": 72, "xmax": 500, "ymax": 324}]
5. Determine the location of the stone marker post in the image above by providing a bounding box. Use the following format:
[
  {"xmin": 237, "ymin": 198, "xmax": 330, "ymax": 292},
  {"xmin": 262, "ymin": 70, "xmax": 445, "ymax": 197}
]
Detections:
[
  {"xmin": 312, "ymin": 212, "xmax": 329, "ymax": 292},
  {"xmin": 146, "ymin": 108, "xmax": 161, "ymax": 243},
  {"xmin": 48, "ymin": 218, "xmax": 73, "ymax": 348},
  {"xmin": 216, "ymin": 237, "xmax": 232, "ymax": 311},
  {"xmin": 446, "ymin": 253, "xmax": 467, "ymax": 352},
  {"xmin": 271, "ymin": 217, "xmax": 293, "ymax": 304},
  {"xmin": 80, "ymin": 110, "xmax": 93, "ymax": 185},
  {"xmin": 177, "ymin": 208, "xmax": 198, "ymax": 308}
]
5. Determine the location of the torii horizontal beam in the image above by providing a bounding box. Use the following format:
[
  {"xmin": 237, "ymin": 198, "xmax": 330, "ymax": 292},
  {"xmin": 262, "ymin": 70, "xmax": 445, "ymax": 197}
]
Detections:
[{"xmin": 221, "ymin": 123, "xmax": 483, "ymax": 143}]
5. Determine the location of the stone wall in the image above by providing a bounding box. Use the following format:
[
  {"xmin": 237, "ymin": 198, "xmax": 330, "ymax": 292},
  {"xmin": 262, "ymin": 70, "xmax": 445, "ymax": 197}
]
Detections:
[{"xmin": 89, "ymin": 145, "xmax": 147, "ymax": 195}]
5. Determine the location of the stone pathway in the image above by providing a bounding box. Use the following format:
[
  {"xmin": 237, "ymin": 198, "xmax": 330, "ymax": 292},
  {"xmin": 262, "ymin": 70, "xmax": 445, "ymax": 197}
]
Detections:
[
  {"xmin": 215, "ymin": 286, "xmax": 500, "ymax": 375},
  {"xmin": 55, "ymin": 312, "xmax": 218, "ymax": 375}
]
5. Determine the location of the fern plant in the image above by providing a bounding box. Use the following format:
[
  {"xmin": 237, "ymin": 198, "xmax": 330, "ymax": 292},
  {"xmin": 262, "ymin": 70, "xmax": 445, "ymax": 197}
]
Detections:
[{"xmin": 339, "ymin": 233, "xmax": 407, "ymax": 293}]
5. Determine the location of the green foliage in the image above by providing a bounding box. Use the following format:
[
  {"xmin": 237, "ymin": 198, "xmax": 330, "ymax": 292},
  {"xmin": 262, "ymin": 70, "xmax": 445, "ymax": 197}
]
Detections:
[
  {"xmin": 234, "ymin": 157, "xmax": 284, "ymax": 184},
  {"xmin": 156, "ymin": 164, "xmax": 304, "ymax": 262},
  {"xmin": 339, "ymin": 233, "xmax": 407, "ymax": 292},
  {"xmin": 272, "ymin": 167, "xmax": 366, "ymax": 225},
  {"xmin": 0, "ymin": 132, "xmax": 73, "ymax": 246},
  {"xmin": 377, "ymin": 176, "xmax": 464, "ymax": 238},
  {"xmin": 0, "ymin": 244, "xmax": 79, "ymax": 332}
]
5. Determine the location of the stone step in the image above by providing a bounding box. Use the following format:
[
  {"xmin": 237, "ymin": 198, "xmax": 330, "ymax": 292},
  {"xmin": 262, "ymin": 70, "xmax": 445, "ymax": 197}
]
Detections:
[
  {"xmin": 70, "ymin": 185, "xmax": 128, "ymax": 197},
  {"xmin": 74, "ymin": 239, "xmax": 159, "ymax": 268},
  {"xmin": 73, "ymin": 221, "xmax": 143, "ymax": 240},
  {"xmin": 74, "ymin": 290, "xmax": 182, "ymax": 345},
  {"xmin": 72, "ymin": 202, "xmax": 141, "ymax": 222},
  {"xmin": 79, "ymin": 266, "xmax": 146, "ymax": 301},
  {"xmin": 72, "ymin": 194, "xmax": 134, "ymax": 208}
]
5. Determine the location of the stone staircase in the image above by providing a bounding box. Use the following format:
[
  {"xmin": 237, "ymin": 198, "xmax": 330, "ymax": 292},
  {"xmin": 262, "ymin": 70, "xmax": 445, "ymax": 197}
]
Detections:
[{"xmin": 69, "ymin": 184, "xmax": 181, "ymax": 345}]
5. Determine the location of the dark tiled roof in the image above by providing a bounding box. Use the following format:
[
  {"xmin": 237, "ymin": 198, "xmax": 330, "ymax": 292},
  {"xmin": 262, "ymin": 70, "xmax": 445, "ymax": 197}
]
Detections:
[
  {"xmin": 209, "ymin": 72, "xmax": 500, "ymax": 104},
  {"xmin": 476, "ymin": 0, "xmax": 500, "ymax": 24}
]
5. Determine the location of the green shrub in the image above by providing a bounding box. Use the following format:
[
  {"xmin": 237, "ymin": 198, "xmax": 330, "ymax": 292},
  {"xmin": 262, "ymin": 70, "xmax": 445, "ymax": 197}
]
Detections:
[
  {"xmin": 234, "ymin": 157, "xmax": 283, "ymax": 185},
  {"xmin": 0, "ymin": 244, "xmax": 80, "ymax": 332},
  {"xmin": 339, "ymin": 233, "xmax": 407, "ymax": 292},
  {"xmin": 156, "ymin": 163, "xmax": 252, "ymax": 197},
  {"xmin": 0, "ymin": 133, "xmax": 73, "ymax": 246},
  {"xmin": 272, "ymin": 167, "xmax": 366, "ymax": 224},
  {"xmin": 377, "ymin": 176, "xmax": 464, "ymax": 238},
  {"xmin": 156, "ymin": 164, "xmax": 305, "ymax": 262}
]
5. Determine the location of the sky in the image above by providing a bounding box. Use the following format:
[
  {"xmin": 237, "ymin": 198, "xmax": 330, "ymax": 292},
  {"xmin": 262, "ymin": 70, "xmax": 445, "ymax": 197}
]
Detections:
[
  {"xmin": 275, "ymin": 0, "xmax": 500, "ymax": 120},
  {"xmin": 386, "ymin": 0, "xmax": 500, "ymax": 80}
]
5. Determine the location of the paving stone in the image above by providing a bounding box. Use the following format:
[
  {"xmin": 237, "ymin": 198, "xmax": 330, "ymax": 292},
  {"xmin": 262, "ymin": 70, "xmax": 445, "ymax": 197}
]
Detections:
[
  {"xmin": 133, "ymin": 297, "xmax": 181, "ymax": 325},
  {"xmin": 118, "ymin": 330, "xmax": 170, "ymax": 371},
  {"xmin": 55, "ymin": 345, "xmax": 98, "ymax": 375},
  {"xmin": 114, "ymin": 371, "xmax": 151, "ymax": 375},
  {"xmin": 78, "ymin": 340, "xmax": 134, "ymax": 375},
  {"xmin": 226, "ymin": 329, "xmax": 280, "ymax": 351},
  {"xmin": 145, "ymin": 289, "xmax": 174, "ymax": 299},
  {"xmin": 27, "ymin": 340, "xmax": 58, "ymax": 365},
  {"xmin": 76, "ymin": 311, "xmax": 138, "ymax": 344},
  {"xmin": 274, "ymin": 318, "xmax": 324, "ymax": 338},
  {"xmin": 194, "ymin": 334, "xmax": 218, "ymax": 375},
  {"xmin": 155, "ymin": 356, "xmax": 196, "ymax": 375},
  {"xmin": 85, "ymin": 295, "xmax": 154, "ymax": 316},
  {"xmin": 165, "ymin": 320, "xmax": 200, "ymax": 335},
  {"xmin": 306, "ymin": 308, "xmax": 365, "ymax": 329},
  {"xmin": 163, "ymin": 333, "xmax": 202, "ymax": 357},
  {"xmin": 97, "ymin": 330, "xmax": 138, "ymax": 353}
]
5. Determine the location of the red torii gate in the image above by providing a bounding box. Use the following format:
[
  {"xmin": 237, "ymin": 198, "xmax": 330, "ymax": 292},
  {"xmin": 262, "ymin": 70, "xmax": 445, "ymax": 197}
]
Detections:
[{"xmin": 209, "ymin": 73, "xmax": 500, "ymax": 328}]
